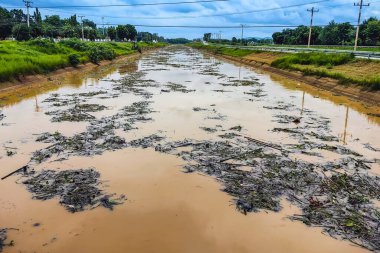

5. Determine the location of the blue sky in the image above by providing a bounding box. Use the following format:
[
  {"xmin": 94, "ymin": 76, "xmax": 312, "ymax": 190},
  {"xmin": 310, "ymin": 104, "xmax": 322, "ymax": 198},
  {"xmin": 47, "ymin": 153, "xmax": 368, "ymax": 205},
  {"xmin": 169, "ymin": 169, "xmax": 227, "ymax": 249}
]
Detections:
[{"xmin": 1, "ymin": 0, "xmax": 379, "ymax": 39}]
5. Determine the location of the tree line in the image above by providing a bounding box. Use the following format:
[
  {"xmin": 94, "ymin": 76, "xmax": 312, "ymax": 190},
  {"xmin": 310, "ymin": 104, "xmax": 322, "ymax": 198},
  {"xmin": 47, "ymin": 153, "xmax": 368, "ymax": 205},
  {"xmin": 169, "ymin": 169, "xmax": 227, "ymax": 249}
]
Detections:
[
  {"xmin": 0, "ymin": 6, "xmax": 166, "ymax": 42},
  {"xmin": 272, "ymin": 18, "xmax": 380, "ymax": 46}
]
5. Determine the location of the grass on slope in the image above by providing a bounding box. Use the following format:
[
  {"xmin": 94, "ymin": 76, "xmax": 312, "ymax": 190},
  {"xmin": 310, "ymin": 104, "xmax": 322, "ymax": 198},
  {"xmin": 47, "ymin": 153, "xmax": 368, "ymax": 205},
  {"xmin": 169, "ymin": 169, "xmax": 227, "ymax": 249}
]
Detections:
[
  {"xmin": 271, "ymin": 53, "xmax": 380, "ymax": 90},
  {"xmin": 0, "ymin": 39, "xmax": 165, "ymax": 82}
]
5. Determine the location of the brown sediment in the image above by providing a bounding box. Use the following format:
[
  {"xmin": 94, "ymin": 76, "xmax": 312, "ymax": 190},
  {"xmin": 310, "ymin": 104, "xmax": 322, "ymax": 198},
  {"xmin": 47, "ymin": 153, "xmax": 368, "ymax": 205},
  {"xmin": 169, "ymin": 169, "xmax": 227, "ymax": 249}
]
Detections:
[{"xmin": 197, "ymin": 49, "xmax": 380, "ymax": 106}]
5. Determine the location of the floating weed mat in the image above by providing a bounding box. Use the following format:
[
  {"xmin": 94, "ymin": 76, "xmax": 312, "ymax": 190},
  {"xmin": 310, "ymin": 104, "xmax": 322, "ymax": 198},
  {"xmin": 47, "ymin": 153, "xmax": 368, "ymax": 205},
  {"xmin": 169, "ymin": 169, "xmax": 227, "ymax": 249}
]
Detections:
[
  {"xmin": 154, "ymin": 136, "xmax": 380, "ymax": 251},
  {"xmin": 222, "ymin": 77, "xmax": 263, "ymax": 87},
  {"xmin": 42, "ymin": 94, "xmax": 84, "ymax": 107},
  {"xmin": 244, "ymin": 89, "xmax": 267, "ymax": 98},
  {"xmin": 112, "ymin": 71, "xmax": 158, "ymax": 98},
  {"xmin": 45, "ymin": 104, "xmax": 107, "ymax": 122},
  {"xmin": 0, "ymin": 229, "xmax": 9, "ymax": 252},
  {"xmin": 164, "ymin": 82, "xmax": 195, "ymax": 93},
  {"xmin": 21, "ymin": 169, "xmax": 125, "ymax": 212},
  {"xmin": 33, "ymin": 100, "xmax": 155, "ymax": 162}
]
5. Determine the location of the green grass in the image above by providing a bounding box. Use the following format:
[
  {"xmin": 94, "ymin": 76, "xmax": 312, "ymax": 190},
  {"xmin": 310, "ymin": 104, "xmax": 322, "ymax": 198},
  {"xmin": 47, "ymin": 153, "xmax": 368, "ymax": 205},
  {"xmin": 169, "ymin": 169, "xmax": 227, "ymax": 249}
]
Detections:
[
  {"xmin": 0, "ymin": 39, "xmax": 166, "ymax": 82},
  {"xmin": 271, "ymin": 53, "xmax": 380, "ymax": 90}
]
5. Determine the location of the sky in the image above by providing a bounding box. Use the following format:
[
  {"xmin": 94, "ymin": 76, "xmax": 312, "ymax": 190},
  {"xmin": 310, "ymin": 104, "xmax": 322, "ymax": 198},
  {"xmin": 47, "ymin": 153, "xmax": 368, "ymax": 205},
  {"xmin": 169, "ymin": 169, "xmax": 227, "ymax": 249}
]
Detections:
[{"xmin": 1, "ymin": 0, "xmax": 379, "ymax": 39}]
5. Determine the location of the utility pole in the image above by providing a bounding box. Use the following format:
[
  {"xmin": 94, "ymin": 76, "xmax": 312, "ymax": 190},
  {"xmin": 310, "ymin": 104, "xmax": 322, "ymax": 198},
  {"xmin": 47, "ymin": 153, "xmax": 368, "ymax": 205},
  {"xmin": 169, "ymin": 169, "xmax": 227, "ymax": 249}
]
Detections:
[
  {"xmin": 102, "ymin": 17, "xmax": 105, "ymax": 36},
  {"xmin": 307, "ymin": 7, "xmax": 319, "ymax": 48},
  {"xmin": 354, "ymin": 0, "xmax": 370, "ymax": 51},
  {"xmin": 23, "ymin": 0, "xmax": 32, "ymax": 27},
  {"xmin": 79, "ymin": 15, "xmax": 85, "ymax": 41},
  {"xmin": 240, "ymin": 24, "xmax": 245, "ymax": 45}
]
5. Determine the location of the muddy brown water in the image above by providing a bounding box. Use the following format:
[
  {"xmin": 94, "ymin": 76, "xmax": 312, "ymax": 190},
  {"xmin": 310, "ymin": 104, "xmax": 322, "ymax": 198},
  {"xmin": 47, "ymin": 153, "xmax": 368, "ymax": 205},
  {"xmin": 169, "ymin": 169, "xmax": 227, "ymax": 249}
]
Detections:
[{"xmin": 0, "ymin": 46, "xmax": 379, "ymax": 253}]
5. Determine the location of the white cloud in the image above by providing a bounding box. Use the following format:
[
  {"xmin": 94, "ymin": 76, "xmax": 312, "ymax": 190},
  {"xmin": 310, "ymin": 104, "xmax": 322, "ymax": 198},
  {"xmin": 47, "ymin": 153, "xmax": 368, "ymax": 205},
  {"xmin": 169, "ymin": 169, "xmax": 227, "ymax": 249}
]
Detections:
[{"xmin": 4, "ymin": 0, "xmax": 380, "ymax": 38}]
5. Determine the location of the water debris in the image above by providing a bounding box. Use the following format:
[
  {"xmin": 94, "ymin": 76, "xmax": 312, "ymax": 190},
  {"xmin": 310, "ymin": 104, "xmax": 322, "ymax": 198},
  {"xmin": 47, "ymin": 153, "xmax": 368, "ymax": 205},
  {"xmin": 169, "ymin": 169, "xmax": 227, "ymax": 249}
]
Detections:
[
  {"xmin": 244, "ymin": 89, "xmax": 266, "ymax": 98},
  {"xmin": 222, "ymin": 78, "xmax": 261, "ymax": 87},
  {"xmin": 0, "ymin": 229, "xmax": 16, "ymax": 252},
  {"xmin": 22, "ymin": 169, "xmax": 125, "ymax": 212},
  {"xmin": 364, "ymin": 143, "xmax": 380, "ymax": 152},
  {"xmin": 193, "ymin": 107, "xmax": 208, "ymax": 112},
  {"xmin": 273, "ymin": 115, "xmax": 302, "ymax": 124},
  {"xmin": 0, "ymin": 111, "xmax": 4, "ymax": 121},
  {"xmin": 155, "ymin": 135, "xmax": 379, "ymax": 251},
  {"xmin": 219, "ymin": 132, "xmax": 241, "ymax": 139},
  {"xmin": 200, "ymin": 127, "xmax": 218, "ymax": 133},
  {"xmin": 6, "ymin": 45, "xmax": 380, "ymax": 251},
  {"xmin": 78, "ymin": 91, "xmax": 108, "ymax": 97},
  {"xmin": 33, "ymin": 100, "xmax": 155, "ymax": 162},
  {"xmin": 230, "ymin": 125, "xmax": 243, "ymax": 132},
  {"xmin": 165, "ymin": 82, "xmax": 195, "ymax": 93}
]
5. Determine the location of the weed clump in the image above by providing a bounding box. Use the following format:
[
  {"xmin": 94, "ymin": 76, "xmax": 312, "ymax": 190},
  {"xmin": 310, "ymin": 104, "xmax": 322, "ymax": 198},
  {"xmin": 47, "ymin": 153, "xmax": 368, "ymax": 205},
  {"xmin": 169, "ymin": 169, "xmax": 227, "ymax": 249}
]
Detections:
[{"xmin": 22, "ymin": 168, "xmax": 125, "ymax": 212}]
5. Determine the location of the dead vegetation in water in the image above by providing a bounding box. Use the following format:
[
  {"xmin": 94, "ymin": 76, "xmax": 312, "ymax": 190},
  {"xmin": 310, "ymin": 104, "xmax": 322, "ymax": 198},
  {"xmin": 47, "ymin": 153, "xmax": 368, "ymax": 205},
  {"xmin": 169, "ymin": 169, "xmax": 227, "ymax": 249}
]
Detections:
[
  {"xmin": 154, "ymin": 135, "xmax": 380, "ymax": 251},
  {"xmin": 165, "ymin": 82, "xmax": 195, "ymax": 93},
  {"xmin": 0, "ymin": 111, "xmax": 4, "ymax": 121},
  {"xmin": 33, "ymin": 100, "xmax": 155, "ymax": 162},
  {"xmin": 0, "ymin": 228, "xmax": 16, "ymax": 252},
  {"xmin": 6, "ymin": 46, "xmax": 379, "ymax": 251},
  {"xmin": 22, "ymin": 168, "xmax": 125, "ymax": 212}
]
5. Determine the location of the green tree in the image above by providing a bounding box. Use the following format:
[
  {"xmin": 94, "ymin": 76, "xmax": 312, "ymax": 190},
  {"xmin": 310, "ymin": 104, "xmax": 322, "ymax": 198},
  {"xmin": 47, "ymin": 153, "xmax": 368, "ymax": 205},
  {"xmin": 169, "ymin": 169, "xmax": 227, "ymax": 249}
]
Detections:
[
  {"xmin": 272, "ymin": 32, "xmax": 284, "ymax": 44},
  {"xmin": 33, "ymin": 8, "xmax": 42, "ymax": 24},
  {"xmin": 360, "ymin": 17, "xmax": 380, "ymax": 46},
  {"xmin": 318, "ymin": 21, "xmax": 339, "ymax": 45},
  {"xmin": 336, "ymin": 22, "xmax": 354, "ymax": 45},
  {"xmin": 116, "ymin": 25, "xmax": 128, "ymax": 40},
  {"xmin": 83, "ymin": 19, "xmax": 96, "ymax": 29},
  {"xmin": 44, "ymin": 15, "xmax": 61, "ymax": 27},
  {"xmin": 12, "ymin": 24, "xmax": 31, "ymax": 41},
  {"xmin": 10, "ymin": 9, "xmax": 26, "ymax": 22},
  {"xmin": 0, "ymin": 7, "xmax": 12, "ymax": 39},
  {"xmin": 203, "ymin": 33, "xmax": 211, "ymax": 42},
  {"xmin": 125, "ymin": 24, "xmax": 137, "ymax": 41},
  {"xmin": 107, "ymin": 26, "xmax": 117, "ymax": 40}
]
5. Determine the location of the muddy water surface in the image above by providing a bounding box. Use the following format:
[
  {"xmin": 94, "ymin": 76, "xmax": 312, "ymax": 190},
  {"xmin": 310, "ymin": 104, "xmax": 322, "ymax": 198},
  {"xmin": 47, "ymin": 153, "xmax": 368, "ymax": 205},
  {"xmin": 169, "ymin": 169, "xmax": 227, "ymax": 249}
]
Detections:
[{"xmin": 0, "ymin": 46, "xmax": 379, "ymax": 253}]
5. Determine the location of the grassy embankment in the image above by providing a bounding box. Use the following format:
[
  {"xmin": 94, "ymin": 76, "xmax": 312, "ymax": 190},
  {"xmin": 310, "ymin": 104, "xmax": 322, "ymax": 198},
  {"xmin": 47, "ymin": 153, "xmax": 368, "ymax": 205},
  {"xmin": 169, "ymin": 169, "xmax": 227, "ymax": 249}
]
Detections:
[
  {"xmin": 189, "ymin": 42, "xmax": 380, "ymax": 91},
  {"xmin": 0, "ymin": 39, "xmax": 166, "ymax": 82},
  {"xmin": 247, "ymin": 44, "xmax": 380, "ymax": 52}
]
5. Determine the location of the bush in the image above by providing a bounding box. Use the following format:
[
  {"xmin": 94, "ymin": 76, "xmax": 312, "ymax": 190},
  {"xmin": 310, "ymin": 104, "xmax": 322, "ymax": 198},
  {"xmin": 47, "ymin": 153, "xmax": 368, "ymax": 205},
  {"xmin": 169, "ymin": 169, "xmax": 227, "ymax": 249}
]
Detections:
[
  {"xmin": 88, "ymin": 45, "xmax": 115, "ymax": 64},
  {"xmin": 59, "ymin": 39, "xmax": 89, "ymax": 51},
  {"xmin": 12, "ymin": 24, "xmax": 31, "ymax": 41},
  {"xmin": 68, "ymin": 54, "xmax": 80, "ymax": 67}
]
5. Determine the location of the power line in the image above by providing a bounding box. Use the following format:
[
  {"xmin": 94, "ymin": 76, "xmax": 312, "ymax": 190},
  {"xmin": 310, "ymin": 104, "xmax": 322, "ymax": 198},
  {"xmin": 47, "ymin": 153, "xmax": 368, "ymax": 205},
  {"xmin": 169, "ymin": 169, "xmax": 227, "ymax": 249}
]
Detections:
[
  {"xmin": 2, "ymin": 0, "xmax": 337, "ymax": 19},
  {"xmin": 94, "ymin": 24, "xmax": 357, "ymax": 28},
  {"xmin": 3, "ymin": 0, "xmax": 228, "ymax": 9}
]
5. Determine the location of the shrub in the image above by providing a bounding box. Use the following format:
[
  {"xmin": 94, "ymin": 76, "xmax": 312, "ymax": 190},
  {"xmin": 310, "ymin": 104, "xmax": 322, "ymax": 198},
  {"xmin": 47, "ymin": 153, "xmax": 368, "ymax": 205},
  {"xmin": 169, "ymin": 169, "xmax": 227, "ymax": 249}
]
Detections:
[
  {"xmin": 88, "ymin": 45, "xmax": 116, "ymax": 64},
  {"xmin": 12, "ymin": 24, "xmax": 31, "ymax": 41},
  {"xmin": 89, "ymin": 47, "xmax": 101, "ymax": 64},
  {"xmin": 60, "ymin": 39, "xmax": 89, "ymax": 51},
  {"xmin": 68, "ymin": 54, "xmax": 80, "ymax": 67}
]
